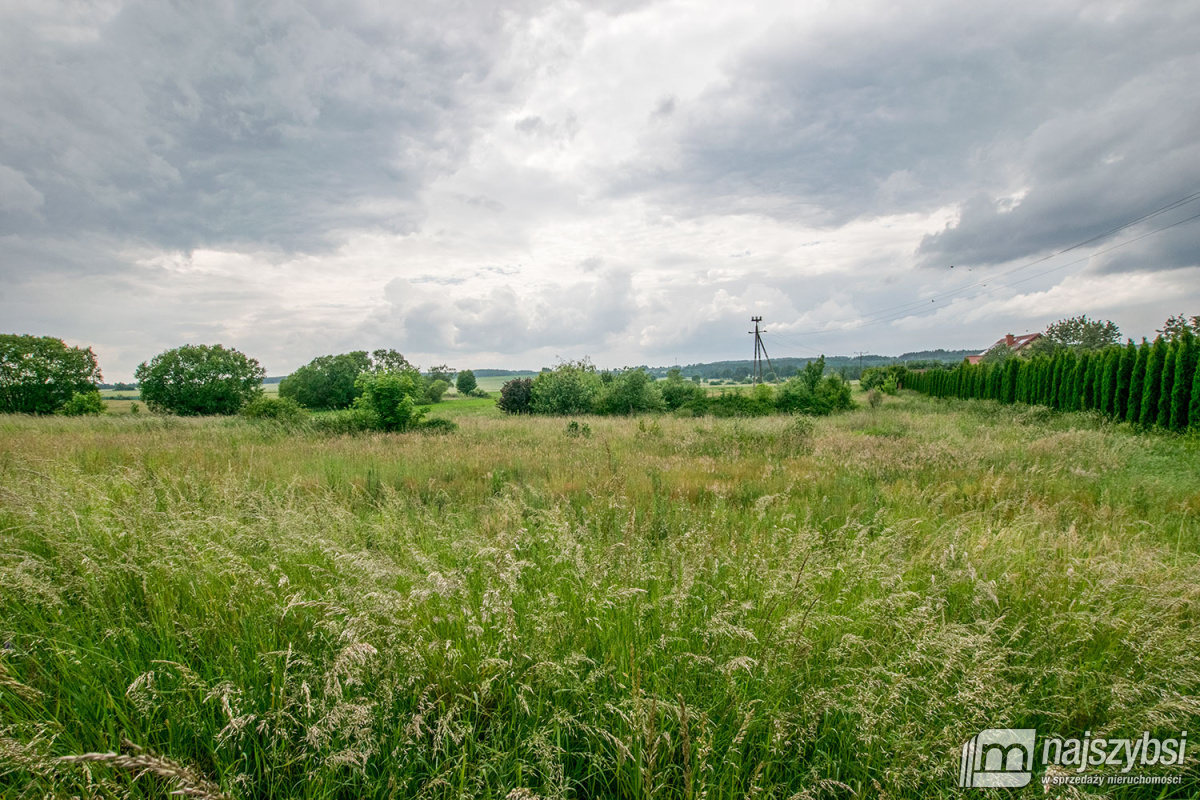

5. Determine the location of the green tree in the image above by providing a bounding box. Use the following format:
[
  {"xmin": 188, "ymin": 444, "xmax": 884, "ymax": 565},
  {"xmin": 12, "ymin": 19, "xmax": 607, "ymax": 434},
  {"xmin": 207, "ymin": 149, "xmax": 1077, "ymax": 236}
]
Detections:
[
  {"xmin": 1115, "ymin": 340, "xmax": 1137, "ymax": 420},
  {"xmin": 1140, "ymin": 337, "xmax": 1167, "ymax": 426},
  {"xmin": 1157, "ymin": 342, "xmax": 1177, "ymax": 428},
  {"xmin": 1098, "ymin": 347, "xmax": 1121, "ymax": 417},
  {"xmin": 1169, "ymin": 328, "xmax": 1196, "ymax": 432},
  {"xmin": 1082, "ymin": 353, "xmax": 1100, "ymax": 410},
  {"xmin": 370, "ymin": 349, "xmax": 415, "ymax": 373},
  {"xmin": 1157, "ymin": 313, "xmax": 1200, "ymax": 342},
  {"xmin": 0, "ymin": 334, "xmax": 102, "ymax": 414},
  {"xmin": 354, "ymin": 369, "xmax": 425, "ymax": 431},
  {"xmin": 1127, "ymin": 340, "xmax": 1149, "ymax": 423},
  {"xmin": 279, "ymin": 351, "xmax": 371, "ymax": 410},
  {"xmin": 1191, "ymin": 360, "xmax": 1200, "ymax": 430},
  {"xmin": 1030, "ymin": 315, "xmax": 1121, "ymax": 354},
  {"xmin": 455, "ymin": 369, "xmax": 478, "ymax": 396},
  {"xmin": 135, "ymin": 344, "xmax": 264, "ymax": 416}
]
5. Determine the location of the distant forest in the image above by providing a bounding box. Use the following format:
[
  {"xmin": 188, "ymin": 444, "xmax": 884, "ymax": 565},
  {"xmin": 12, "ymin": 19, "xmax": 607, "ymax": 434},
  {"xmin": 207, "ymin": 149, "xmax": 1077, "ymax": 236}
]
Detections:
[{"xmin": 650, "ymin": 349, "xmax": 979, "ymax": 382}]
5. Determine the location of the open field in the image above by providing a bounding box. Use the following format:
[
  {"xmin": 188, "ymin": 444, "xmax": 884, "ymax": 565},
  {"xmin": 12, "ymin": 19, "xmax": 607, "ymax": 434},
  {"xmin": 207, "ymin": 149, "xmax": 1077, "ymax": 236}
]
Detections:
[{"xmin": 1, "ymin": 393, "xmax": 1198, "ymax": 797}]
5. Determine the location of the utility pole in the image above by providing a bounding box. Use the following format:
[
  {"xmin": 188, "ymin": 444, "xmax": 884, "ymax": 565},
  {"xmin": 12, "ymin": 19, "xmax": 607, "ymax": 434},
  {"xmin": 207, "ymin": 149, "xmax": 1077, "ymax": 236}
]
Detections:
[
  {"xmin": 749, "ymin": 317, "xmax": 778, "ymax": 383},
  {"xmin": 854, "ymin": 350, "xmax": 867, "ymax": 377},
  {"xmin": 750, "ymin": 317, "xmax": 763, "ymax": 383}
]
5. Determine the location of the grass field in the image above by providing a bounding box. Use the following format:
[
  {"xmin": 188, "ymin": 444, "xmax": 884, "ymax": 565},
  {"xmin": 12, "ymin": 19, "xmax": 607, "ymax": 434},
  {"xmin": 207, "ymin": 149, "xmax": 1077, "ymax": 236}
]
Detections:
[{"xmin": 1, "ymin": 392, "xmax": 1198, "ymax": 798}]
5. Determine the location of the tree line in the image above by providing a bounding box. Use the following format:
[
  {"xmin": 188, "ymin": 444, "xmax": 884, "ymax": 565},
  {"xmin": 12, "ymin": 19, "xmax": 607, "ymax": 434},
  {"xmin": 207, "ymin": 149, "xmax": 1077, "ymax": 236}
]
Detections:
[
  {"xmin": 0, "ymin": 337, "xmax": 482, "ymax": 432},
  {"xmin": 496, "ymin": 358, "xmax": 854, "ymax": 417},
  {"xmin": 902, "ymin": 315, "xmax": 1200, "ymax": 432}
]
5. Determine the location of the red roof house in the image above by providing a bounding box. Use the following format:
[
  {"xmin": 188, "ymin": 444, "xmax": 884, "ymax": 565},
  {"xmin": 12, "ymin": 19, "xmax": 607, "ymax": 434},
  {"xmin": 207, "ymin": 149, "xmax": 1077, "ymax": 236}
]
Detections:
[{"xmin": 965, "ymin": 333, "xmax": 1042, "ymax": 364}]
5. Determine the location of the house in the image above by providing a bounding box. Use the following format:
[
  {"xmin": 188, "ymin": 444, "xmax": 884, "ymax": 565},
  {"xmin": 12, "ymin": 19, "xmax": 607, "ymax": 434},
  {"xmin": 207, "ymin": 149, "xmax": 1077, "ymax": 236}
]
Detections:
[{"xmin": 965, "ymin": 333, "xmax": 1042, "ymax": 364}]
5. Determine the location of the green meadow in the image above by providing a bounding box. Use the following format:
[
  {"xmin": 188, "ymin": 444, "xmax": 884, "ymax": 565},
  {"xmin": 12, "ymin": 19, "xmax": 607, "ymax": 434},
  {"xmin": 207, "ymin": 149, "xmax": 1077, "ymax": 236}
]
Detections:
[{"xmin": 1, "ymin": 392, "xmax": 1198, "ymax": 798}]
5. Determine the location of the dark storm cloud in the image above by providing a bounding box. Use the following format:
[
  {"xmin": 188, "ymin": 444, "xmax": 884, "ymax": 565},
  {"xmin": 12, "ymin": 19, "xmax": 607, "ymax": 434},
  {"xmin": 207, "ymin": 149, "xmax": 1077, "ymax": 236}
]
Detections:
[
  {"xmin": 617, "ymin": 2, "xmax": 1200, "ymax": 271},
  {"xmin": 0, "ymin": 0, "xmax": 539, "ymax": 252}
]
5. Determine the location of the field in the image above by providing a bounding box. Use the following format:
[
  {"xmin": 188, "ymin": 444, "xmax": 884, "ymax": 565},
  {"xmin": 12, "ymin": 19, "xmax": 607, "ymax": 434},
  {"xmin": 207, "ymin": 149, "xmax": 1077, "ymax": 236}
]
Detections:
[{"xmin": 2, "ymin": 392, "xmax": 1199, "ymax": 798}]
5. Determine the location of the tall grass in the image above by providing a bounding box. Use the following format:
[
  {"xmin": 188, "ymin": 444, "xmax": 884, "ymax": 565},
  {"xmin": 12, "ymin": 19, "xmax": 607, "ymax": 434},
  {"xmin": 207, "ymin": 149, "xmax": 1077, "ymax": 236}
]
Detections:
[{"xmin": 1, "ymin": 393, "xmax": 1198, "ymax": 798}]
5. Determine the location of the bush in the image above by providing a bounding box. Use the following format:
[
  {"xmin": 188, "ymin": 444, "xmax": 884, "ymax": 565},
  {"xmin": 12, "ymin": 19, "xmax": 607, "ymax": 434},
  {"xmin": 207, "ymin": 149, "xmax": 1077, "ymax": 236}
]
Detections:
[
  {"xmin": 861, "ymin": 365, "xmax": 905, "ymax": 393},
  {"xmin": 707, "ymin": 387, "xmax": 774, "ymax": 417},
  {"xmin": 469, "ymin": 388, "xmax": 491, "ymax": 398},
  {"xmin": 418, "ymin": 417, "xmax": 459, "ymax": 435},
  {"xmin": 660, "ymin": 367, "xmax": 706, "ymax": 411},
  {"xmin": 497, "ymin": 378, "xmax": 533, "ymax": 414},
  {"xmin": 422, "ymin": 379, "xmax": 449, "ymax": 404},
  {"xmin": 530, "ymin": 360, "xmax": 601, "ymax": 415},
  {"xmin": 354, "ymin": 369, "xmax": 426, "ymax": 432},
  {"xmin": 241, "ymin": 396, "xmax": 307, "ymax": 424},
  {"xmin": 135, "ymin": 344, "xmax": 265, "ymax": 416},
  {"xmin": 564, "ymin": 420, "xmax": 592, "ymax": 438},
  {"xmin": 595, "ymin": 368, "xmax": 664, "ymax": 414},
  {"xmin": 59, "ymin": 390, "xmax": 106, "ymax": 416},
  {"xmin": 0, "ymin": 334, "xmax": 102, "ymax": 414},
  {"xmin": 309, "ymin": 407, "xmax": 382, "ymax": 435}
]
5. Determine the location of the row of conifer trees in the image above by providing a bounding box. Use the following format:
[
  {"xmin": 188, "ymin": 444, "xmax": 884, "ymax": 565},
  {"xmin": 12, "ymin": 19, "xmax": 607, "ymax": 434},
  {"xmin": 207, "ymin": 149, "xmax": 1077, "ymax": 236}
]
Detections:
[{"xmin": 902, "ymin": 329, "xmax": 1200, "ymax": 432}]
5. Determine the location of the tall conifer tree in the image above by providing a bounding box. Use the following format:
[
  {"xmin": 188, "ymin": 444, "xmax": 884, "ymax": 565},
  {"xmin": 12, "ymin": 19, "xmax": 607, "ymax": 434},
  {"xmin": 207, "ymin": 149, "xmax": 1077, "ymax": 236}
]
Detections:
[
  {"xmin": 1101, "ymin": 347, "xmax": 1121, "ymax": 417},
  {"xmin": 1057, "ymin": 351, "xmax": 1076, "ymax": 410},
  {"xmin": 1115, "ymin": 340, "xmax": 1136, "ymax": 420},
  {"xmin": 1140, "ymin": 337, "xmax": 1166, "ymax": 426},
  {"xmin": 1170, "ymin": 328, "xmax": 1196, "ymax": 432},
  {"xmin": 1157, "ymin": 342, "xmax": 1177, "ymax": 428},
  {"xmin": 1127, "ymin": 339, "xmax": 1149, "ymax": 423},
  {"xmin": 1190, "ymin": 357, "xmax": 1200, "ymax": 430}
]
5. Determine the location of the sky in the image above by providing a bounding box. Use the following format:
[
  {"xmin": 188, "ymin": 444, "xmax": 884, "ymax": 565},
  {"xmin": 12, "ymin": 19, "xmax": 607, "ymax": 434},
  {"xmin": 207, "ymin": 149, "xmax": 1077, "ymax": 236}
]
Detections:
[{"xmin": 3, "ymin": 0, "xmax": 1200, "ymax": 380}]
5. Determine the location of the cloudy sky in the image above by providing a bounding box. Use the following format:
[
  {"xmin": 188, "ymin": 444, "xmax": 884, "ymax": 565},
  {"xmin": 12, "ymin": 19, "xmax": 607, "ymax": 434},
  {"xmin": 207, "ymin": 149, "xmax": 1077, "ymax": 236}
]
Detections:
[{"xmin": 3, "ymin": 0, "xmax": 1199, "ymax": 380}]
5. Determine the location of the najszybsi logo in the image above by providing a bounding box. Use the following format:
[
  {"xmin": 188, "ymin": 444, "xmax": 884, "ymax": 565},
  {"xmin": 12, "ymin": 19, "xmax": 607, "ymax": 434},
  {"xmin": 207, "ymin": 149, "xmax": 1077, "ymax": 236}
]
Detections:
[
  {"xmin": 959, "ymin": 729, "xmax": 1037, "ymax": 787},
  {"xmin": 958, "ymin": 728, "xmax": 1189, "ymax": 789}
]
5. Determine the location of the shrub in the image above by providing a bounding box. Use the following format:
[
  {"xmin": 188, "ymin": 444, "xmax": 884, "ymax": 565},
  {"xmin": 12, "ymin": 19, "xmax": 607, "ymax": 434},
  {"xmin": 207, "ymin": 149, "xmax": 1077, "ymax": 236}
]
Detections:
[
  {"xmin": 59, "ymin": 390, "xmax": 106, "ymax": 416},
  {"xmin": 530, "ymin": 360, "xmax": 602, "ymax": 415},
  {"xmin": 564, "ymin": 420, "xmax": 592, "ymax": 438},
  {"xmin": 660, "ymin": 367, "xmax": 706, "ymax": 410},
  {"xmin": 595, "ymin": 368, "xmax": 665, "ymax": 415},
  {"xmin": 240, "ymin": 396, "xmax": 307, "ymax": 424},
  {"xmin": 354, "ymin": 370, "xmax": 426, "ymax": 432},
  {"xmin": 309, "ymin": 407, "xmax": 382, "ymax": 435},
  {"xmin": 497, "ymin": 378, "xmax": 533, "ymax": 414},
  {"xmin": 418, "ymin": 417, "xmax": 459, "ymax": 435},
  {"xmin": 422, "ymin": 379, "xmax": 449, "ymax": 404},
  {"xmin": 135, "ymin": 344, "xmax": 265, "ymax": 416}
]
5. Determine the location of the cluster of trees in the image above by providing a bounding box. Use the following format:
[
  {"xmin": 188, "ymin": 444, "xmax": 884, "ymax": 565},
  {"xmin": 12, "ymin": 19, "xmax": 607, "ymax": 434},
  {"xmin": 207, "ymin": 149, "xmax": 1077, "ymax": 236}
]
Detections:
[
  {"xmin": 0, "ymin": 334, "xmax": 104, "ymax": 415},
  {"xmin": 904, "ymin": 315, "xmax": 1200, "ymax": 433},
  {"xmin": 278, "ymin": 351, "xmax": 488, "ymax": 411},
  {"xmin": 0, "ymin": 335, "xmax": 477, "ymax": 434},
  {"xmin": 497, "ymin": 358, "xmax": 854, "ymax": 417}
]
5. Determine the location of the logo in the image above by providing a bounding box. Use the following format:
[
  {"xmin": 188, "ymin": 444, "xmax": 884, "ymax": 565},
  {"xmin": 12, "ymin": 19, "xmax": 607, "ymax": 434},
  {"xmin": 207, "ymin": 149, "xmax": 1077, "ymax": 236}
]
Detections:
[{"xmin": 959, "ymin": 728, "xmax": 1036, "ymax": 788}]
